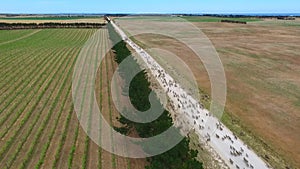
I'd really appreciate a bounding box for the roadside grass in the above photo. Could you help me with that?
[193,86,290,169]
[221,111,288,169]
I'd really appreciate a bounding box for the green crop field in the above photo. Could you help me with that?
[0,30,37,44]
[1,15,298,169]
[0,28,135,169]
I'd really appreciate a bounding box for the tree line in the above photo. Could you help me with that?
[0,22,106,30]
[220,20,247,24]
[107,23,203,169]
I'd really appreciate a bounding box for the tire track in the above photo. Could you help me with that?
[0,29,41,46]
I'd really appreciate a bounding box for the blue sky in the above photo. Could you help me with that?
[1,0,299,14]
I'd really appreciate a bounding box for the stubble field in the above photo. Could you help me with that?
[115,16,300,169]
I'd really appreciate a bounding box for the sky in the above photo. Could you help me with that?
[1,0,300,14]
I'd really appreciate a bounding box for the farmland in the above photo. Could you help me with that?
[0,28,148,169]
[0,23,200,169]
[181,16,262,22]
[0,15,299,169]
[0,16,105,24]
[117,16,262,22]
[115,16,300,169]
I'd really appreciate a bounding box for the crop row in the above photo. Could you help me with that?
[21,29,94,169]
[0,30,71,88]
[0,29,66,72]
[0,29,67,76]
[0,28,128,169]
[0,29,71,102]
[0,46,74,167]
[0,29,95,166]
[51,30,93,169]
[34,48,79,168]
[7,48,75,169]
[0,47,64,140]
[18,48,76,169]
[0,58,67,168]
[105,34,117,169]
[67,30,100,169]
[82,31,101,169]
[0,48,66,139]
[0,30,36,44]
[0,29,87,130]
